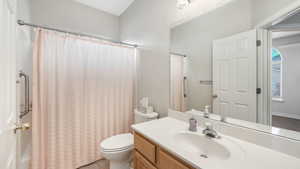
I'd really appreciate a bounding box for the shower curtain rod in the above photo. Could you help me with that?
[17,20,138,48]
[170,52,187,57]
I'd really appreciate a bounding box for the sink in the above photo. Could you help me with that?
[174,131,230,160]
[172,131,245,163]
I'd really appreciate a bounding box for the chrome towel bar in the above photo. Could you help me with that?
[19,71,31,118]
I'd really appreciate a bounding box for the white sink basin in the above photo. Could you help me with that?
[172,131,245,163]
[174,131,230,160]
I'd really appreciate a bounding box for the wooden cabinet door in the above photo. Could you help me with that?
[134,132,156,164]
[134,151,157,169]
[158,149,190,169]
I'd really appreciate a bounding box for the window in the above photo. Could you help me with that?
[272,48,283,101]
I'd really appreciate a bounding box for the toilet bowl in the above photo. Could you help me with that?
[100,109,158,169]
[101,133,134,169]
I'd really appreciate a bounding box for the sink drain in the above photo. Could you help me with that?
[200,154,208,158]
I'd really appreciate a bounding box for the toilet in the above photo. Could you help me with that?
[100,109,158,169]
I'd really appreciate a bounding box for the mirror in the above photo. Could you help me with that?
[169,0,300,138]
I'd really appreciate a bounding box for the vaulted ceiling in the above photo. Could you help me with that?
[75,0,135,16]
[272,31,300,39]
[74,0,236,27]
[171,0,235,28]
[271,11,300,31]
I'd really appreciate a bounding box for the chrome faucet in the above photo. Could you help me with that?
[189,117,198,132]
[202,123,220,139]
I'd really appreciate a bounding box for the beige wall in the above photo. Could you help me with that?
[30,0,120,41]
[17,1,33,169]
[171,0,253,111]
[120,0,175,117]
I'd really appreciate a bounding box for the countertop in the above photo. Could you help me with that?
[132,117,300,169]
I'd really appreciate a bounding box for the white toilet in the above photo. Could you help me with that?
[100,109,158,169]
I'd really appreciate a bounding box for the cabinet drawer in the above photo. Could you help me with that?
[134,151,157,169]
[158,149,190,169]
[134,132,156,164]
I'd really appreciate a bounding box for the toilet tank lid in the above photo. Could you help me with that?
[134,109,159,118]
[101,133,133,150]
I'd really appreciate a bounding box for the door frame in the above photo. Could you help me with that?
[255,0,300,125]
[256,29,271,125]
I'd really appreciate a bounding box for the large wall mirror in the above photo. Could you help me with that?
[169,0,300,139]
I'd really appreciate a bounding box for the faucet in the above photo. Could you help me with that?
[202,122,220,139]
[220,115,226,123]
[189,117,198,132]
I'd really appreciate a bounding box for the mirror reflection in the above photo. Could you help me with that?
[271,30,300,132]
[170,0,300,134]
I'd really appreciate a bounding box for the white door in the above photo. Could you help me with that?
[213,30,257,122]
[0,0,18,169]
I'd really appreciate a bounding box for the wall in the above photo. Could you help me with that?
[120,0,175,117]
[170,0,253,111]
[17,1,33,169]
[252,0,299,26]
[272,36,300,119]
[30,0,120,41]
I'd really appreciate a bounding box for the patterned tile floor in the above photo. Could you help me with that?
[78,159,109,169]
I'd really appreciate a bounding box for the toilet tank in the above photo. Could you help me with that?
[134,109,159,124]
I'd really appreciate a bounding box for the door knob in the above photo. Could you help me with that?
[14,123,31,134]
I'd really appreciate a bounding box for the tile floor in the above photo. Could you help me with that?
[78,159,109,169]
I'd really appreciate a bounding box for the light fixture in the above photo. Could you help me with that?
[177,0,191,10]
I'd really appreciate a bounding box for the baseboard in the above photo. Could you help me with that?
[272,112,300,120]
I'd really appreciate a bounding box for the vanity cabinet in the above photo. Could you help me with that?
[134,132,195,169]
[158,150,190,169]
[134,132,156,164]
[134,151,157,169]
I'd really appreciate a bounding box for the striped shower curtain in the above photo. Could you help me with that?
[170,54,185,112]
[32,29,137,169]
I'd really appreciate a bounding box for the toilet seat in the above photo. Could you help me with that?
[101,133,133,152]
[102,146,133,153]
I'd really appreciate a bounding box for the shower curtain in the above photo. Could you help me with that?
[32,29,137,169]
[170,54,185,112]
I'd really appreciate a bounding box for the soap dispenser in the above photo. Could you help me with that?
[189,117,198,132]
[204,105,211,118]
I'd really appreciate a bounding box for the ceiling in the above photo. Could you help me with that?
[171,0,235,28]
[74,0,235,26]
[272,31,300,39]
[75,0,135,16]
[271,11,300,31]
